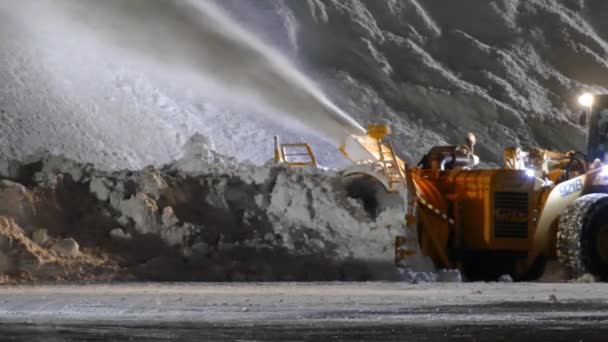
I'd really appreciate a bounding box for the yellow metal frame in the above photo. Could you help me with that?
[273,136,317,168]
[280,143,318,168]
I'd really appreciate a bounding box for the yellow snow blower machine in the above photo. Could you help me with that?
[275,94,608,281]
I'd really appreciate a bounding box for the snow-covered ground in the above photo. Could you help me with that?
[1,283,608,341]
[2,282,607,324]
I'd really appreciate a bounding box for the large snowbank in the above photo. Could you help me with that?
[1,0,606,169]
[0,136,406,282]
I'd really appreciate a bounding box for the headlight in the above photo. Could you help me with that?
[525,169,535,178]
[600,165,608,177]
[579,93,595,108]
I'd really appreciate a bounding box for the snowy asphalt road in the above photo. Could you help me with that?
[0,283,607,341]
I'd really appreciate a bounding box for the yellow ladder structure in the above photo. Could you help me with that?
[377,139,405,191]
[274,136,317,168]
[367,125,405,192]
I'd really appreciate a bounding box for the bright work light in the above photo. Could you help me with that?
[579,93,594,108]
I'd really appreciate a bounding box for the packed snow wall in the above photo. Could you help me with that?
[1,0,608,169]
[0,138,406,283]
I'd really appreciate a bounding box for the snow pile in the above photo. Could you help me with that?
[23,0,366,143]
[0,215,119,284]
[1,0,607,169]
[271,0,606,164]
[0,138,407,282]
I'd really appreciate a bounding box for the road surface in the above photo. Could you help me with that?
[0,282,607,341]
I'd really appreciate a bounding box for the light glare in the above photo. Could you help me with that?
[600,165,608,177]
[579,93,594,108]
[526,169,535,178]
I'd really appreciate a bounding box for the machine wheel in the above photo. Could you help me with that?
[557,194,608,280]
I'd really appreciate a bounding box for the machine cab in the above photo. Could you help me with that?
[585,94,608,163]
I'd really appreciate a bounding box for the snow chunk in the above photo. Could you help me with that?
[118,193,161,235]
[51,238,80,257]
[110,228,132,241]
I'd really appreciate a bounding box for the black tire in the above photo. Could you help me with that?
[557,193,608,280]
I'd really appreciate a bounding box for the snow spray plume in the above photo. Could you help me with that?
[21,0,366,145]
